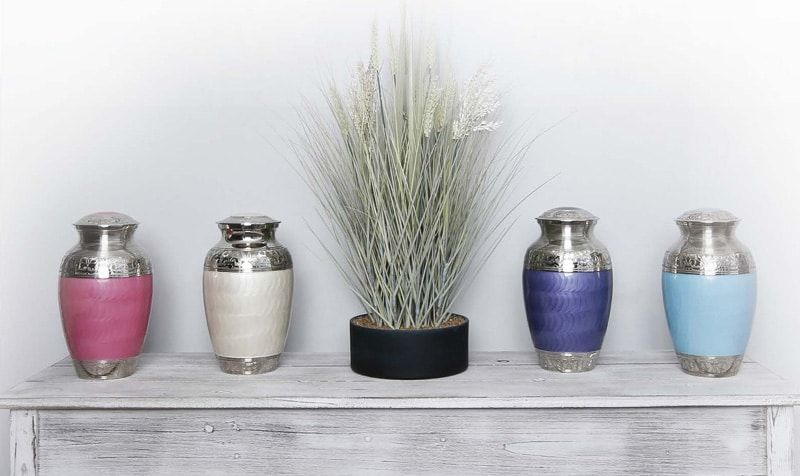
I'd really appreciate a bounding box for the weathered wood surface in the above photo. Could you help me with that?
[766,405,795,475]
[9,410,38,476]
[34,407,766,475]
[0,352,797,409]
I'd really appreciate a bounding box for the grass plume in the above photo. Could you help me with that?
[296,23,530,329]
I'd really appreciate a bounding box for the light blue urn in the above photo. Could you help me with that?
[662,209,756,377]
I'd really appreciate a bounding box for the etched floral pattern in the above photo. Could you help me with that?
[526,248,612,272]
[205,247,292,272]
[61,254,152,278]
[663,251,754,275]
[677,353,742,377]
[537,350,599,373]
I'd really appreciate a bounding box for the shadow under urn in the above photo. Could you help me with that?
[523,207,613,372]
[662,208,756,377]
[58,212,153,380]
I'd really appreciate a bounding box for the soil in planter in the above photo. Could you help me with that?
[352,315,466,330]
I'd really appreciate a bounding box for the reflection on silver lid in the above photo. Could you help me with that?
[217,214,280,227]
[74,212,138,228]
[676,208,739,224]
[537,207,598,223]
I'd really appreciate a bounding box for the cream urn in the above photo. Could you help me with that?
[203,215,294,374]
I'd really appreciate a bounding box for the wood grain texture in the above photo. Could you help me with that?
[766,405,795,475]
[34,407,766,475]
[9,410,38,475]
[0,352,797,410]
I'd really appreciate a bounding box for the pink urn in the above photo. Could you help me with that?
[58,212,153,379]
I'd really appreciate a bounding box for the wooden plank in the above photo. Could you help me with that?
[766,406,795,475]
[9,410,38,476]
[0,353,800,409]
[36,350,753,369]
[35,407,766,475]
[0,353,796,410]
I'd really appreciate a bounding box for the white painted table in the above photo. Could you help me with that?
[1,352,797,475]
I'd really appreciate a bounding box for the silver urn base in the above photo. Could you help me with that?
[217,355,280,375]
[537,350,599,373]
[73,357,137,380]
[677,353,743,377]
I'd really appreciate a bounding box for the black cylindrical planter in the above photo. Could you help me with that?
[349,315,469,379]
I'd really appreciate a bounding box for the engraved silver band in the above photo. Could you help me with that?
[60,255,153,278]
[676,353,743,378]
[536,350,599,373]
[525,247,612,272]
[72,357,138,380]
[662,251,755,275]
[216,355,280,375]
[204,248,292,272]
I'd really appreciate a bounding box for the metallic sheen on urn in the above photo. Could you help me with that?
[662,208,756,377]
[58,212,153,380]
[523,207,613,372]
[203,215,294,375]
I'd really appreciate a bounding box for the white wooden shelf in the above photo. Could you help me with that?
[2,351,798,475]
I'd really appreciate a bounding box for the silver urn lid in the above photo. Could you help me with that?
[524,207,612,272]
[662,208,755,275]
[537,207,599,223]
[60,212,152,278]
[204,214,292,272]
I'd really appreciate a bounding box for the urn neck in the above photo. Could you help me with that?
[219,225,277,249]
[680,222,736,246]
[77,226,136,251]
[678,222,744,260]
[539,221,595,245]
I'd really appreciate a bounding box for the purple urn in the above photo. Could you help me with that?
[522,207,613,372]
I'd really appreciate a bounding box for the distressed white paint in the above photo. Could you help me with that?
[1,352,797,410]
[1,352,797,474]
[8,411,37,476]
[32,407,766,475]
[767,406,795,476]
[203,270,293,358]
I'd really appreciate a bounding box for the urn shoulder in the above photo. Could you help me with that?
[204,214,292,272]
[524,207,612,273]
[60,212,152,278]
[662,208,755,276]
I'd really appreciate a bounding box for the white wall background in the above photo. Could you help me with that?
[1,0,799,472]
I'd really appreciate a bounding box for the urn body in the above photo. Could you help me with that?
[662,208,756,377]
[58,212,153,380]
[522,207,613,372]
[203,215,294,375]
